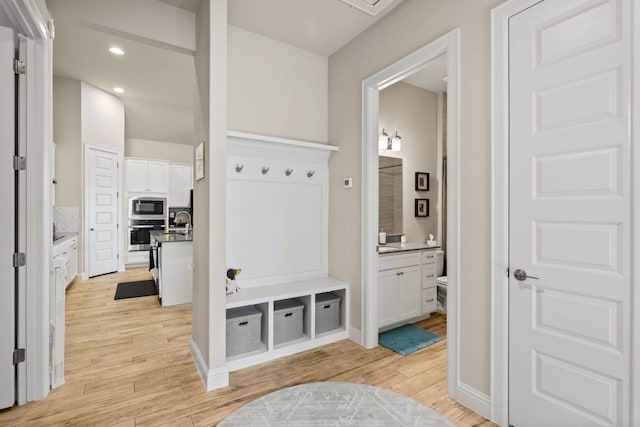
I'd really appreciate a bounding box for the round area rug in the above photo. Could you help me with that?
[218,382,454,426]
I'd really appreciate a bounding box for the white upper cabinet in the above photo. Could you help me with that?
[147,161,169,193]
[168,164,193,207]
[126,158,169,194]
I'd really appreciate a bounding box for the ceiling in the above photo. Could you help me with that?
[49,0,407,146]
[52,19,195,144]
[228,0,403,56]
[402,54,448,93]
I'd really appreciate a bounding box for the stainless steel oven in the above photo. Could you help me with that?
[128,219,166,251]
[128,197,167,220]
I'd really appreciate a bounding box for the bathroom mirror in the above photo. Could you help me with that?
[378,156,403,235]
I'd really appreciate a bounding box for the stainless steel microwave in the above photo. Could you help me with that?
[128,197,167,220]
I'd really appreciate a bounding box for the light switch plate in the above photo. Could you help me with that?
[344,177,353,189]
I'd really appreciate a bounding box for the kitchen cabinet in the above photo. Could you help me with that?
[378,252,422,328]
[49,233,77,389]
[126,158,169,194]
[168,164,192,207]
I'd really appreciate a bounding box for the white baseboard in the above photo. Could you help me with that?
[189,340,229,391]
[457,382,492,420]
[349,326,362,345]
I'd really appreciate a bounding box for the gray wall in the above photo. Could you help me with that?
[379,81,439,244]
[228,25,328,143]
[125,138,192,164]
[328,0,505,396]
[192,0,228,378]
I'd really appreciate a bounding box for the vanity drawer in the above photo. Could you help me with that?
[422,250,437,264]
[378,252,421,271]
[423,262,437,288]
[422,287,437,314]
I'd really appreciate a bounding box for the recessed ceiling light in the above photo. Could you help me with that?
[113,87,125,94]
[109,47,124,55]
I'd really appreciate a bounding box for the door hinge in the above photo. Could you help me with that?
[13,156,26,171]
[13,348,25,365]
[13,252,26,267]
[13,58,26,75]
[505,267,510,278]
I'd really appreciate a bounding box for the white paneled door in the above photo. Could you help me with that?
[509,0,631,426]
[88,148,119,277]
[0,25,16,410]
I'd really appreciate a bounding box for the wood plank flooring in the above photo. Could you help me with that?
[0,268,495,426]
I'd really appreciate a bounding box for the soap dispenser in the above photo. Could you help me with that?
[378,228,387,245]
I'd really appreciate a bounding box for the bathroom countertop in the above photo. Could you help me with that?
[377,242,440,254]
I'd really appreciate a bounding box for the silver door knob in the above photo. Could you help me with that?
[513,269,539,281]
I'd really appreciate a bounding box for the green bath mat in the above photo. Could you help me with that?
[379,324,443,355]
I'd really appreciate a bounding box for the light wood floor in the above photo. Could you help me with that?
[0,268,495,426]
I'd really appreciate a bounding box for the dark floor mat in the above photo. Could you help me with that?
[114,280,158,300]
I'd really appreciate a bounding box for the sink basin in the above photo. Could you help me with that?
[377,246,397,253]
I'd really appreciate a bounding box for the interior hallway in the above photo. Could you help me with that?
[0,268,494,426]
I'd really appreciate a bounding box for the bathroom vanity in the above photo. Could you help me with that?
[378,245,439,329]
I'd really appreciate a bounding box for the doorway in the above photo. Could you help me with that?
[361,28,461,400]
[85,145,120,277]
[0,24,17,410]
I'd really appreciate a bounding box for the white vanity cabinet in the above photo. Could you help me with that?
[378,252,422,328]
[421,251,438,314]
[378,248,440,329]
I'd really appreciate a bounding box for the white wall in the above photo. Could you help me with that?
[125,138,192,164]
[227,25,328,143]
[81,82,125,151]
[379,81,439,244]
[329,0,505,396]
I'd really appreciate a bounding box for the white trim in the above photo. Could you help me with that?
[631,0,640,424]
[83,143,123,279]
[361,28,464,402]
[490,2,541,423]
[348,326,362,345]
[0,0,54,404]
[1,0,49,39]
[457,383,492,420]
[227,130,339,152]
[189,340,229,391]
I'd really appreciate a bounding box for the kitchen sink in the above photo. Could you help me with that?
[167,229,191,235]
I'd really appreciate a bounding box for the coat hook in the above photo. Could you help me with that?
[261,166,270,175]
[285,168,294,176]
[307,170,315,178]
[235,164,244,173]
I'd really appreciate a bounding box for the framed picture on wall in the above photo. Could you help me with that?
[415,172,429,191]
[195,141,205,181]
[415,199,429,217]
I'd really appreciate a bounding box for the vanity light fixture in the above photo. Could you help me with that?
[379,128,389,150]
[109,46,125,55]
[391,131,402,151]
[113,87,125,94]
